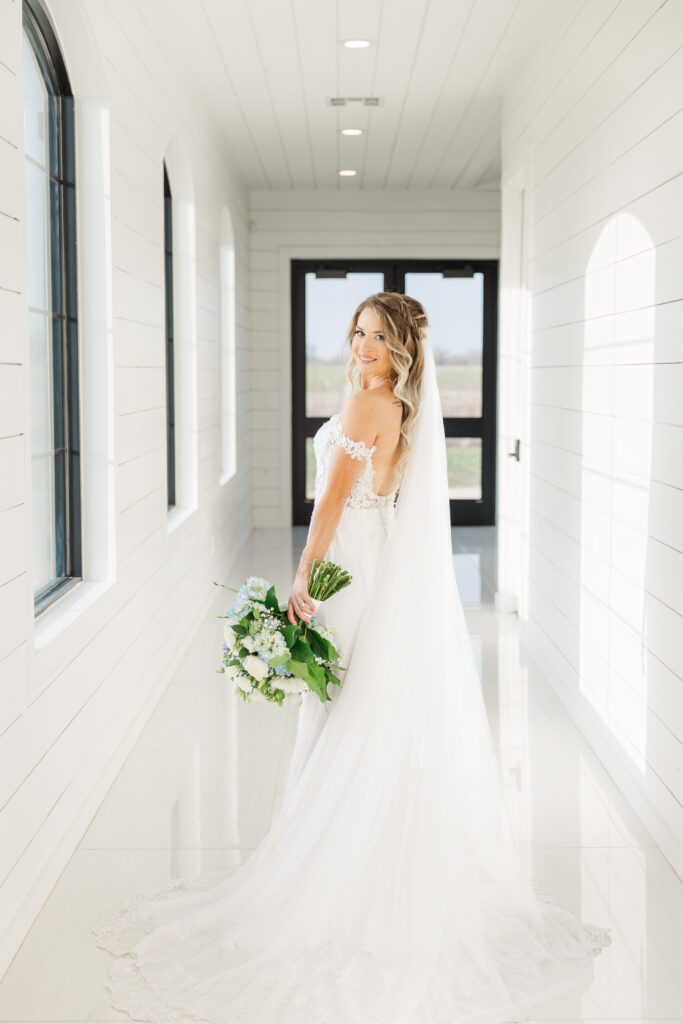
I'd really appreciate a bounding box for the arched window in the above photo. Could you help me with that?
[23,0,81,614]
[163,161,175,508]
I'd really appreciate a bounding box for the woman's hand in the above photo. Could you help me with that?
[287,568,315,625]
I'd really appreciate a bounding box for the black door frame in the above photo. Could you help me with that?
[291,258,498,527]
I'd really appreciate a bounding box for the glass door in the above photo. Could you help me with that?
[291,260,498,525]
[403,267,498,524]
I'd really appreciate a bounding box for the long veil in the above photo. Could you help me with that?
[93,325,609,1024]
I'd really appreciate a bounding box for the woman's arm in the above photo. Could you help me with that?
[286,395,378,626]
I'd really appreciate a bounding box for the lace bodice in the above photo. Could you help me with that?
[313,413,399,511]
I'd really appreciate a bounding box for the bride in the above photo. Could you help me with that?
[93,292,611,1024]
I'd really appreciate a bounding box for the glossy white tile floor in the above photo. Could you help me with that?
[1,526,682,1023]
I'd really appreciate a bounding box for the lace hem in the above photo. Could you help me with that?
[92,869,235,956]
[529,878,612,954]
[93,869,612,1024]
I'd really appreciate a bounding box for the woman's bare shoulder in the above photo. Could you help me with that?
[339,389,402,446]
[342,387,401,419]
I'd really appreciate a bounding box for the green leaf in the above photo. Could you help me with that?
[305,661,329,702]
[306,627,339,662]
[265,585,279,612]
[306,628,328,659]
[290,638,314,662]
[288,658,310,681]
[288,658,329,703]
[267,653,291,668]
[282,623,300,648]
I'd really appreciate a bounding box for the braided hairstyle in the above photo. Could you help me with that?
[343,292,428,479]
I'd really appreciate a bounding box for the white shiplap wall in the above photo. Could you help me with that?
[0,0,250,972]
[249,187,501,527]
[500,0,683,876]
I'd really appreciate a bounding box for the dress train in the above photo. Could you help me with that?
[92,359,611,1024]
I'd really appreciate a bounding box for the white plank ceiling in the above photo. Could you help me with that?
[138,0,573,190]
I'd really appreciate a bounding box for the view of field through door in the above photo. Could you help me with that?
[291,259,498,526]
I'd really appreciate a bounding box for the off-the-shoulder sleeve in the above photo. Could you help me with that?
[331,416,376,461]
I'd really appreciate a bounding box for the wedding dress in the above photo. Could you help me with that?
[92,327,611,1024]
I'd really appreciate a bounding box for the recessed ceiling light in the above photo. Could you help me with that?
[341,128,363,136]
[338,169,357,176]
[343,39,371,48]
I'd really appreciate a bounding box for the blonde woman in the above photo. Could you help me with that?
[286,292,425,786]
[94,292,610,1024]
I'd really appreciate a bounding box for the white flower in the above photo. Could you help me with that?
[242,636,257,653]
[225,663,240,678]
[243,654,270,681]
[223,621,236,646]
[276,676,307,696]
[246,687,269,703]
[317,624,338,646]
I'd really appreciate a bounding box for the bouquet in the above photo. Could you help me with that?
[215,559,353,706]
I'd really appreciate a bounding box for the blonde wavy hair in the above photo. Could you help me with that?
[343,292,428,480]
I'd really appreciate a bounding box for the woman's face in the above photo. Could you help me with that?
[351,307,394,384]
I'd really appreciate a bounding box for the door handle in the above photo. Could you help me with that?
[508,439,520,461]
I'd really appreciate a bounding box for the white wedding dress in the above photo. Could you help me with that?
[92,329,611,1024]
[286,411,399,793]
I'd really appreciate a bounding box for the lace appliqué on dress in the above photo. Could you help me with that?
[332,418,377,462]
[313,415,398,508]
[312,414,398,551]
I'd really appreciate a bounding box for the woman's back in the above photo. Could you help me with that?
[340,384,403,498]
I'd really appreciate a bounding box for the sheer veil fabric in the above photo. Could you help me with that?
[92,326,611,1024]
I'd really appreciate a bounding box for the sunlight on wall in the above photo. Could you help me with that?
[580,213,655,775]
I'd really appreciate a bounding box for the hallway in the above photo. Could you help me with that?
[0,528,681,1021]
[3,0,683,1016]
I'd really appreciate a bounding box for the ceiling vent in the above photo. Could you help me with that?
[327,96,381,106]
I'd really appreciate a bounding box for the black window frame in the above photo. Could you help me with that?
[291,259,498,527]
[23,0,82,616]
[163,162,176,508]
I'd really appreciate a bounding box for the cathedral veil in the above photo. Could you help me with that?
[93,325,609,1024]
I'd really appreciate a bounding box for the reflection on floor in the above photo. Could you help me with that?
[1,526,682,1023]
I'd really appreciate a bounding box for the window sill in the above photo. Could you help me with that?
[34,578,114,650]
[167,504,197,534]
